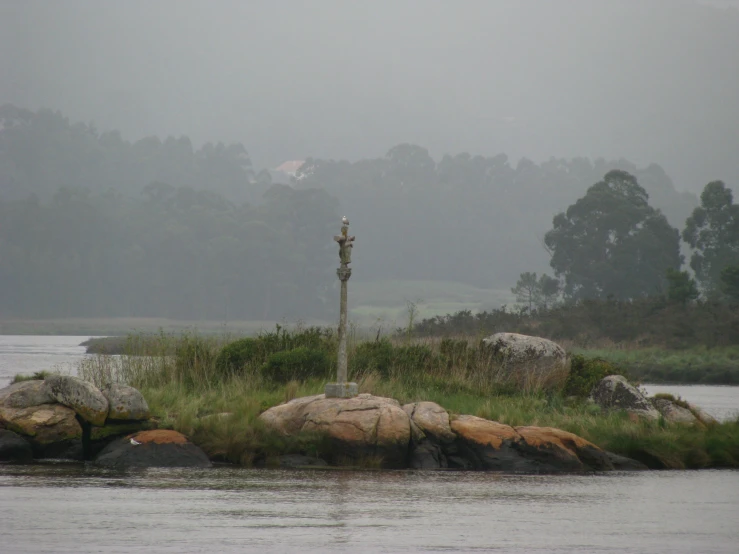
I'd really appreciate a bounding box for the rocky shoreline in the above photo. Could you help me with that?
[1,371,717,472]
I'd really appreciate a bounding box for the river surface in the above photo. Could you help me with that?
[1,335,739,553]
[0,335,94,385]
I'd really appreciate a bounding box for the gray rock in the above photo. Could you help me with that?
[688,404,718,425]
[589,375,660,420]
[102,384,150,421]
[408,440,448,469]
[45,375,109,426]
[0,380,55,409]
[651,398,698,424]
[0,429,33,463]
[605,451,649,471]
[0,403,82,457]
[482,333,568,389]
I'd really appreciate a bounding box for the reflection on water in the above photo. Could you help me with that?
[1,464,738,553]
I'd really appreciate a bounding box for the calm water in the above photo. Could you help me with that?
[1,465,738,553]
[1,336,739,553]
[0,335,94,386]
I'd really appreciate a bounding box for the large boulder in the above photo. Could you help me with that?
[45,375,109,426]
[103,384,150,421]
[0,380,55,408]
[450,415,614,472]
[94,430,212,469]
[259,394,411,468]
[0,403,82,456]
[482,333,568,389]
[0,429,33,463]
[590,375,659,420]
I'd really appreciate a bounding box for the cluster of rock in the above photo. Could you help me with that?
[589,375,716,425]
[259,394,646,472]
[0,375,210,468]
[1,332,718,473]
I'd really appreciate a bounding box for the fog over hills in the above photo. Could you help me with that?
[2,0,738,192]
[1,1,738,322]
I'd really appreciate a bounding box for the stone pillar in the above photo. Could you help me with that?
[325,217,358,398]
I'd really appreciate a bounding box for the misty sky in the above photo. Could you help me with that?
[2,0,738,192]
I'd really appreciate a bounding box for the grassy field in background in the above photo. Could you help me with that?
[350,279,511,327]
[0,279,511,336]
[573,346,739,385]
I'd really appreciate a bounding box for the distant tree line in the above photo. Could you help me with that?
[0,104,272,206]
[296,144,698,287]
[3,105,734,322]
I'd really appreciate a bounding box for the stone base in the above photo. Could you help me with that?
[324,382,358,398]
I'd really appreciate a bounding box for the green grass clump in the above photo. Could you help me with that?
[11,371,52,384]
[214,337,263,376]
[351,339,394,376]
[262,347,332,383]
[563,355,622,398]
[214,325,337,380]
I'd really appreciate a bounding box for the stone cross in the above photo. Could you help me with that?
[325,216,358,398]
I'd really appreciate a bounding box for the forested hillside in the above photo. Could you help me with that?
[0,106,706,320]
[0,106,338,320]
[0,105,271,205]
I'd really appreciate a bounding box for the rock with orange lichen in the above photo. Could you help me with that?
[514,425,613,472]
[449,415,615,472]
[259,393,411,468]
[93,429,211,468]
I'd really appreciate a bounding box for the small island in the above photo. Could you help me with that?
[2,217,737,471]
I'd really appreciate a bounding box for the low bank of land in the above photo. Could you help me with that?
[66,330,739,471]
[574,347,739,385]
